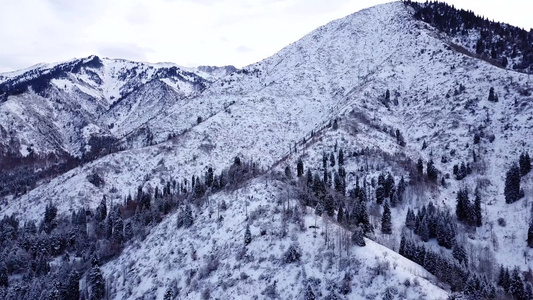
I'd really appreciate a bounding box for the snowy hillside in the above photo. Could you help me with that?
[1,1,533,299]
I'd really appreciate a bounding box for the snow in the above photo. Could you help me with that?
[101,177,448,300]
[1,1,533,298]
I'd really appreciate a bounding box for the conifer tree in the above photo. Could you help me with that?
[417,158,424,175]
[381,201,392,234]
[375,185,385,205]
[474,191,482,227]
[520,151,531,176]
[527,221,533,248]
[244,224,252,245]
[338,149,344,166]
[88,265,105,300]
[504,164,522,204]
[337,205,344,224]
[304,285,316,300]
[426,159,438,181]
[351,228,365,246]
[297,159,304,177]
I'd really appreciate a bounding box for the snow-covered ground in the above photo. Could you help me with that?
[1,1,533,298]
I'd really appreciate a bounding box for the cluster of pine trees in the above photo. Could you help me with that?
[0,157,259,299]
[403,0,533,72]
[455,188,482,227]
[405,202,456,248]
[497,266,533,300]
[400,235,496,297]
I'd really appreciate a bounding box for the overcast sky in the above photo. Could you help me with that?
[0,0,531,72]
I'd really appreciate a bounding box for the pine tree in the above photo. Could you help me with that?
[297,159,304,177]
[488,87,497,101]
[163,288,173,300]
[456,188,469,222]
[206,167,214,187]
[325,195,335,217]
[112,208,124,245]
[527,221,533,248]
[417,158,424,175]
[304,284,316,300]
[381,201,392,234]
[65,270,80,300]
[88,266,105,300]
[426,160,438,181]
[504,164,522,204]
[519,151,531,176]
[452,243,468,266]
[474,191,482,227]
[375,185,385,205]
[95,197,107,222]
[0,263,7,288]
[244,224,252,245]
[338,149,344,166]
[337,205,344,224]
[351,228,365,247]
[330,152,336,167]
[306,169,313,188]
[405,208,416,229]
[397,176,406,204]
[510,267,525,299]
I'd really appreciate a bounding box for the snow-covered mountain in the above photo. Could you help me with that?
[1,1,533,299]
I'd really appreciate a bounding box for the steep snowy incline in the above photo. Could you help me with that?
[0,56,216,159]
[100,177,448,300]
[3,1,532,226]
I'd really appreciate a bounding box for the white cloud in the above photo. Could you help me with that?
[0,0,531,72]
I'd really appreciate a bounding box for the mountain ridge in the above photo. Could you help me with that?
[0,1,533,299]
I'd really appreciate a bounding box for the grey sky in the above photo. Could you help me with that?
[0,0,531,72]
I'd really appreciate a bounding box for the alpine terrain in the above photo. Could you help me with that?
[1,1,533,299]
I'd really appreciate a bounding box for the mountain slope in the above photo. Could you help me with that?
[1,1,533,299]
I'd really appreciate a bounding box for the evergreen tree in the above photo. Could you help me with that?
[330,152,336,167]
[384,174,395,197]
[397,176,406,204]
[474,191,482,227]
[244,224,252,245]
[504,164,522,204]
[325,195,335,217]
[88,266,105,300]
[527,221,533,248]
[95,197,107,222]
[417,158,424,175]
[452,243,468,266]
[297,159,304,177]
[375,185,385,205]
[338,149,344,166]
[315,201,324,216]
[337,205,344,224]
[206,167,214,187]
[65,270,80,300]
[306,169,313,188]
[177,205,194,229]
[0,263,7,288]
[519,152,531,176]
[405,208,416,229]
[381,201,392,234]
[456,188,469,222]
[112,208,124,245]
[351,228,365,247]
[510,267,525,299]
[488,87,498,102]
[304,284,316,300]
[164,288,173,300]
[426,159,438,181]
